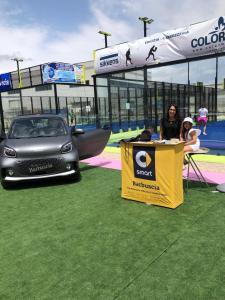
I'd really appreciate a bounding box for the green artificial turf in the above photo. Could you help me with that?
[0,165,224,299]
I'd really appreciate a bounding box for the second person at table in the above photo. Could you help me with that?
[160,104,182,140]
[180,117,201,153]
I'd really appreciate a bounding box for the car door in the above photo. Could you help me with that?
[73,128,111,160]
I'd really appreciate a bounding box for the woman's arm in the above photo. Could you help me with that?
[180,135,184,141]
[184,131,197,146]
[179,121,184,141]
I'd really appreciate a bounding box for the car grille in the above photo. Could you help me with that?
[16,158,65,176]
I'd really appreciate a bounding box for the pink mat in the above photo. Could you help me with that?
[82,156,225,184]
[182,170,225,184]
[82,156,121,170]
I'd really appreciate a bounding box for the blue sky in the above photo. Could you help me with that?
[0,0,224,73]
[4,0,92,32]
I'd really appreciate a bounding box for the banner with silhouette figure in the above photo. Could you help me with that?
[94,16,225,74]
[120,141,184,209]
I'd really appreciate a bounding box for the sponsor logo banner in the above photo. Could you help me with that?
[133,146,156,180]
[0,72,12,92]
[94,16,225,74]
[42,62,76,83]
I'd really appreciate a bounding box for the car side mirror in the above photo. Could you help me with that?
[71,127,85,135]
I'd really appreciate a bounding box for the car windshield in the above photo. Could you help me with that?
[8,117,68,138]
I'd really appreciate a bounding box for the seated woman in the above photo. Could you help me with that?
[180,117,201,153]
[160,104,182,140]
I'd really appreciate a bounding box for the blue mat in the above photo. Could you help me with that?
[198,121,225,150]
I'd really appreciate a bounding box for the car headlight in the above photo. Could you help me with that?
[4,146,17,158]
[61,142,73,154]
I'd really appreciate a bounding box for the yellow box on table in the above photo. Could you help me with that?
[121,141,184,209]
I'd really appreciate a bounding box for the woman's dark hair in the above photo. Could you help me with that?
[166,104,179,120]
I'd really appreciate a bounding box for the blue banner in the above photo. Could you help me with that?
[42,62,76,83]
[0,72,12,92]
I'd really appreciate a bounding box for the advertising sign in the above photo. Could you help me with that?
[0,72,12,92]
[94,16,225,74]
[74,64,86,84]
[121,142,184,209]
[42,62,75,83]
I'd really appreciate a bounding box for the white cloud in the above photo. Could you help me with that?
[0,0,224,74]
[90,3,138,44]
[0,25,48,72]
[0,0,136,73]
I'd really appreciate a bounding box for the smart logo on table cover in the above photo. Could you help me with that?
[133,146,156,180]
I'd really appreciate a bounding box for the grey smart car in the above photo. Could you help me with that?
[0,114,111,188]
